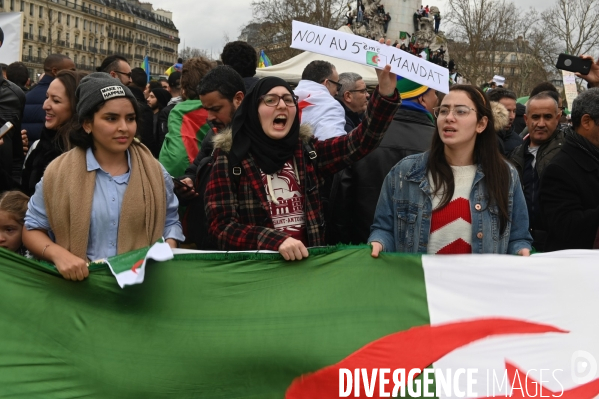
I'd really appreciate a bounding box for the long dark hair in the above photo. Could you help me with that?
[52,70,88,150]
[427,84,511,234]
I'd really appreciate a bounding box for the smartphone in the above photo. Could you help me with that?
[555,54,592,75]
[172,177,189,189]
[0,122,14,140]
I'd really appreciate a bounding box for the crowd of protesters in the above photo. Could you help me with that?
[0,38,598,281]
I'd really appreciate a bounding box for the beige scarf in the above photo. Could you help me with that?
[43,142,166,260]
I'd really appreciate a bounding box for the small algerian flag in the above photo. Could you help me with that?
[104,240,173,288]
[366,51,387,67]
[399,31,408,40]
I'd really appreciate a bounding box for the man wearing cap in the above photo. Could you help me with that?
[329,78,436,245]
[156,71,182,152]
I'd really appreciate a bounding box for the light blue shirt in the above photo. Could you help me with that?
[25,148,185,261]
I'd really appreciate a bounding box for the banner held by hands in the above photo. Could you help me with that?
[290,20,449,93]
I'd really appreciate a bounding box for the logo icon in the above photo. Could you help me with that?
[572,350,598,384]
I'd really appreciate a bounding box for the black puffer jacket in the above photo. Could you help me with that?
[329,106,434,244]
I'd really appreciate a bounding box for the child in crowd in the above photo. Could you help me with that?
[23,73,184,281]
[0,190,29,255]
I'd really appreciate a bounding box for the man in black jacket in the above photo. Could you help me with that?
[509,92,565,251]
[540,88,599,251]
[336,72,370,133]
[329,78,436,244]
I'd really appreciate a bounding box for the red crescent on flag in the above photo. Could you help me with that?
[373,55,380,64]
[285,318,567,398]
[131,259,144,274]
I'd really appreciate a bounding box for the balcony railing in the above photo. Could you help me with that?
[24,33,33,40]
[39,36,47,43]
[74,44,83,50]
[135,39,148,45]
[150,43,161,49]
[134,54,144,60]
[163,47,175,53]
[89,46,98,53]
[23,55,44,64]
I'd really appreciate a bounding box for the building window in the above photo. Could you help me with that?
[20,0,23,12]
[48,9,52,19]
[37,47,41,58]
[29,3,33,15]
[28,45,32,57]
[75,17,79,28]
[511,54,517,62]
[58,12,62,23]
[10,0,14,11]
[510,68,515,75]
[83,20,86,30]
[67,15,70,26]
[74,35,78,44]
[39,5,42,17]
[66,32,69,44]
[38,26,42,39]
[74,54,78,64]
[29,24,33,36]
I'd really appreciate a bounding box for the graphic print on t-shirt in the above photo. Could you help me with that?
[261,162,306,242]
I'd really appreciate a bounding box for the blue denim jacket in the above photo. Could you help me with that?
[368,152,533,254]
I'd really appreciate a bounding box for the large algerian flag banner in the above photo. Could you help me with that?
[0,246,598,398]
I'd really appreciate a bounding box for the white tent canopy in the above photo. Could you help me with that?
[254,50,379,86]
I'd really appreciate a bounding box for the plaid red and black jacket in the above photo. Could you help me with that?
[205,87,400,251]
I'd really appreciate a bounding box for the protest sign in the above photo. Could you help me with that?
[290,20,449,93]
[0,13,23,64]
[561,70,578,110]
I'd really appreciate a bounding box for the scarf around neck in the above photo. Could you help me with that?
[229,77,300,175]
[400,100,434,123]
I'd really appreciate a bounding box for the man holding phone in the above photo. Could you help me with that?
[576,55,599,88]
[174,66,246,200]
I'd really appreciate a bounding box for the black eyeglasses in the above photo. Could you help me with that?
[114,70,132,79]
[260,94,298,107]
[349,88,368,94]
[324,78,343,92]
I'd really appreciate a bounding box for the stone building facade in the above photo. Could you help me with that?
[0,0,179,80]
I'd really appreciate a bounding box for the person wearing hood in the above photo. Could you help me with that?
[205,57,400,260]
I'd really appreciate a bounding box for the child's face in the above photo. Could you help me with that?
[0,211,23,252]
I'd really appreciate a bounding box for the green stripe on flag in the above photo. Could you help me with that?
[0,246,431,398]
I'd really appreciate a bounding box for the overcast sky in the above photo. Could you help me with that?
[150,0,552,56]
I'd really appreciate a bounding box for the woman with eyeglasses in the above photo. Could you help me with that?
[205,63,401,260]
[369,84,532,256]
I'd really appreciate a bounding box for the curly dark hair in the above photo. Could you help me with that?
[220,41,258,78]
